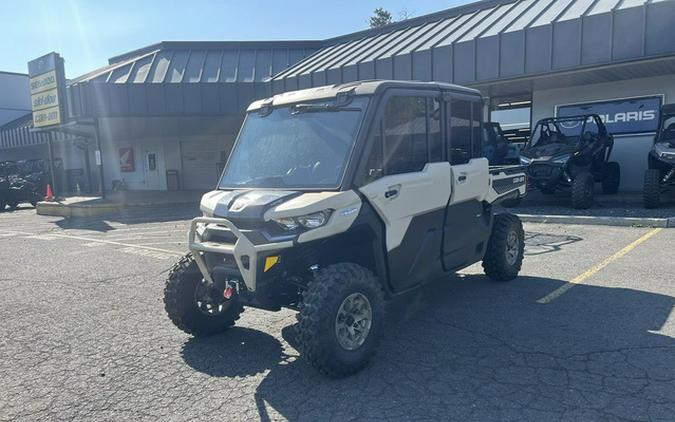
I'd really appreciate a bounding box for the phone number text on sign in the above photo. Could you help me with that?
[29,70,57,95]
[33,106,61,128]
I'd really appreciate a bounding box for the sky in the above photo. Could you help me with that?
[0,0,468,79]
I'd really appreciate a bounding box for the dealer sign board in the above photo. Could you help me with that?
[28,52,67,128]
[556,96,662,136]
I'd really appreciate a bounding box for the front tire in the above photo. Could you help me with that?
[482,213,524,281]
[643,169,661,209]
[601,162,621,194]
[571,172,594,209]
[297,263,385,378]
[164,254,243,337]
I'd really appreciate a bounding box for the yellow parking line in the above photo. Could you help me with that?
[536,228,663,304]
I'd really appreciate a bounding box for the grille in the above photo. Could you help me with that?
[528,164,553,178]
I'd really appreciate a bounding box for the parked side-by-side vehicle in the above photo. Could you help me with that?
[519,114,620,209]
[163,80,528,377]
[643,103,675,208]
[0,159,51,211]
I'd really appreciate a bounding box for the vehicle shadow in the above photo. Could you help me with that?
[524,231,583,256]
[181,274,675,421]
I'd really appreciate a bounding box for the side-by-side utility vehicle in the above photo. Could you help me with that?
[519,114,620,209]
[643,103,675,208]
[0,159,50,211]
[483,122,520,166]
[164,81,528,377]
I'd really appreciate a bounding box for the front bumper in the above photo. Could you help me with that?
[188,217,293,292]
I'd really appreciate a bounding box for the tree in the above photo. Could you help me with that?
[369,8,393,28]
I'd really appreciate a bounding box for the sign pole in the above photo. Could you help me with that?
[93,118,105,199]
[47,131,58,198]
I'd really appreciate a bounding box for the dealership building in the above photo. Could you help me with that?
[2,0,675,192]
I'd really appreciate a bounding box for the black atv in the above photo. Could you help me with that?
[0,161,17,211]
[1,159,50,210]
[643,104,675,208]
[519,114,620,209]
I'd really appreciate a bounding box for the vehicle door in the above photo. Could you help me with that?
[442,97,491,270]
[358,92,448,292]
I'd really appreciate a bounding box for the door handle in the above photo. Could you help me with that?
[384,188,399,199]
[458,174,467,182]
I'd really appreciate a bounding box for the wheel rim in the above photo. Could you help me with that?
[505,230,519,265]
[335,292,373,351]
[194,280,228,316]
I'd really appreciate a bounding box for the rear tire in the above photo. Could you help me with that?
[482,213,524,281]
[643,169,661,209]
[601,162,621,194]
[297,263,385,378]
[164,254,243,337]
[571,172,594,209]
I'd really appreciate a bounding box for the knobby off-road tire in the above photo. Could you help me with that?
[571,172,595,209]
[643,169,661,209]
[297,263,385,378]
[164,254,243,337]
[482,213,525,281]
[601,162,621,194]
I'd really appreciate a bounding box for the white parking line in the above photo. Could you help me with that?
[0,229,184,256]
[536,228,663,304]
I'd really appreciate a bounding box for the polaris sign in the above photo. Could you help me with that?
[556,96,662,135]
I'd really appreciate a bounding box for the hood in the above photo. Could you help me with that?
[200,190,301,220]
[521,143,576,160]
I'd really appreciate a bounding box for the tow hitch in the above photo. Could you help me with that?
[223,280,240,300]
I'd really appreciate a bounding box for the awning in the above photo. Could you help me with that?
[67,41,321,118]
[271,0,675,96]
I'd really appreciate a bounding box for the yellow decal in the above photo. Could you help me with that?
[264,256,279,272]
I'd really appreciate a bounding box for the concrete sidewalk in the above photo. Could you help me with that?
[36,190,204,217]
[511,190,675,227]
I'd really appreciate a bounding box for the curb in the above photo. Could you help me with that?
[516,213,675,228]
[36,200,197,218]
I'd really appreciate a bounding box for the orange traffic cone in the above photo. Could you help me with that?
[44,184,54,202]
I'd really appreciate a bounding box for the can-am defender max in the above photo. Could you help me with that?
[164,81,527,377]
[643,103,675,208]
[520,114,620,209]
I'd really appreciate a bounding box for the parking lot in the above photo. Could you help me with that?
[0,205,674,421]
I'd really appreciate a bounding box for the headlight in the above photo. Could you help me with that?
[272,210,332,230]
[552,154,571,164]
[519,156,531,165]
[273,217,300,231]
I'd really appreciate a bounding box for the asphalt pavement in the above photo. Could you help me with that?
[0,205,674,421]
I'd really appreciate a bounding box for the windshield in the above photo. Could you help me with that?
[528,117,589,148]
[219,97,368,189]
[658,114,675,142]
